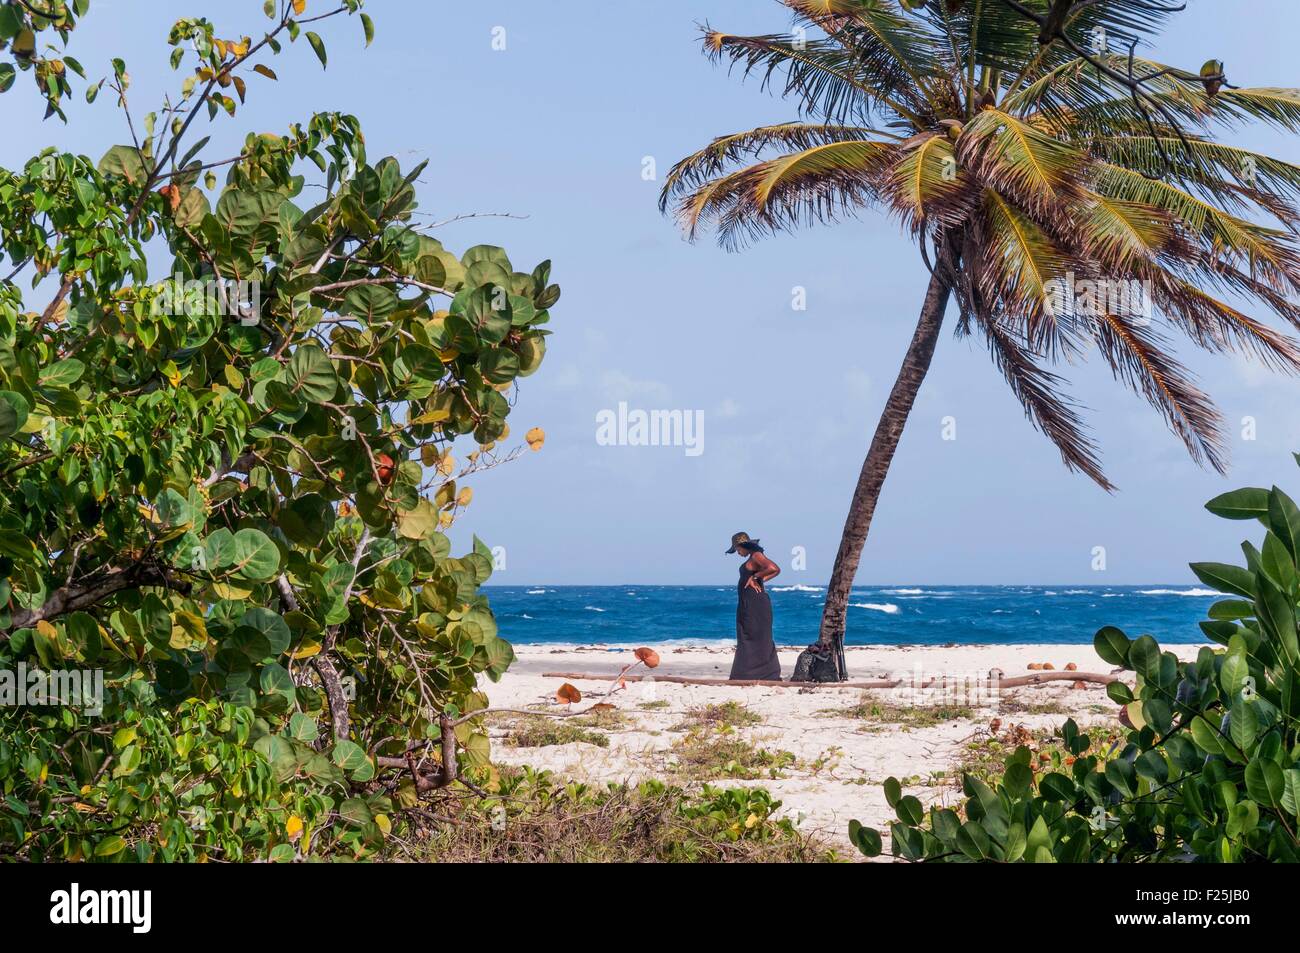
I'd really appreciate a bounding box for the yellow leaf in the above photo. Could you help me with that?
[290,638,322,660]
[292,0,306,13]
[456,487,473,507]
[253,64,278,81]
[375,814,391,837]
[525,426,545,451]
[286,815,303,840]
[745,812,760,829]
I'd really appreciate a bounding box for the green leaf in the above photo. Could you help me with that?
[0,391,30,439]
[1093,626,1130,667]
[1246,759,1285,807]
[847,820,882,857]
[230,528,281,581]
[1268,486,1300,562]
[288,712,319,743]
[1230,698,1258,751]
[94,835,127,857]
[1205,487,1270,520]
[360,12,375,46]
[39,358,85,387]
[332,740,368,771]
[1189,562,1252,598]
[97,144,151,184]
[397,500,439,540]
[896,795,924,827]
[286,345,338,403]
[306,31,327,68]
[1220,652,1250,697]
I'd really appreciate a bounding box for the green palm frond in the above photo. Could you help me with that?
[1077,192,1175,269]
[701,28,923,125]
[658,123,885,213]
[883,132,973,233]
[959,108,1086,215]
[669,139,896,247]
[1094,162,1300,292]
[1085,137,1300,214]
[976,189,1078,346]
[669,0,1300,481]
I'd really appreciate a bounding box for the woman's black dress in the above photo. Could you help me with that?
[731,564,781,680]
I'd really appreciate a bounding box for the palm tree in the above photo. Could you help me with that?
[661,0,1300,646]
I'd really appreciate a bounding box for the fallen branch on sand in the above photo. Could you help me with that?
[540,670,1119,690]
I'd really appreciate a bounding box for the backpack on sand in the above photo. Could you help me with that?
[790,632,847,683]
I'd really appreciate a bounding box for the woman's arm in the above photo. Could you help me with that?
[745,551,781,589]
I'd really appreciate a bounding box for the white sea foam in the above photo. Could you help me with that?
[1137,588,1222,597]
[526,589,547,595]
[882,588,925,595]
[584,606,606,612]
[770,584,823,592]
[850,602,900,614]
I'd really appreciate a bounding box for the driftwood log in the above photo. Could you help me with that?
[541,670,1119,689]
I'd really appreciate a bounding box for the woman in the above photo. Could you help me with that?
[725,531,782,681]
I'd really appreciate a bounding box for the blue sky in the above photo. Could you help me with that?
[7,1,1300,585]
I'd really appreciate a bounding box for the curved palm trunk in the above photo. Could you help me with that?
[818,258,954,645]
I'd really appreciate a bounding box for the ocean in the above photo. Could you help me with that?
[485,584,1223,647]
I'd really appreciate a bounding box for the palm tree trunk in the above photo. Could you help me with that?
[817,257,954,644]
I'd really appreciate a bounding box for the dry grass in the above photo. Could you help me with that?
[666,727,795,782]
[499,716,610,749]
[671,700,763,731]
[822,695,974,730]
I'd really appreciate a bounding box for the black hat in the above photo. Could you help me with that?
[726,531,760,554]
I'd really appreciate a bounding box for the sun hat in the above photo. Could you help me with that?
[725,531,761,554]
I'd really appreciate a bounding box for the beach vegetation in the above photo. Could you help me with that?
[0,2,558,861]
[418,766,834,863]
[854,470,1300,862]
[672,699,763,730]
[668,726,796,782]
[500,716,611,749]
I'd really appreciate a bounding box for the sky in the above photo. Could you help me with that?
[6,0,1300,585]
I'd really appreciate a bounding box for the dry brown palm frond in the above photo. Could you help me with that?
[977,316,1113,491]
[1091,311,1227,472]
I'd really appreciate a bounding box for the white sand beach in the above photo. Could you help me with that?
[481,643,1207,857]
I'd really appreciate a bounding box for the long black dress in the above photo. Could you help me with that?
[730,563,782,680]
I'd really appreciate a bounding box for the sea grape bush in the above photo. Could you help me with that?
[0,1,557,860]
[851,459,1300,862]
[0,0,91,116]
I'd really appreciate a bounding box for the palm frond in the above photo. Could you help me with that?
[702,27,921,124]
[978,314,1113,490]
[659,122,884,212]
[958,108,1087,216]
[669,139,896,247]
[976,189,1078,350]
[1091,311,1227,472]
[883,132,974,233]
